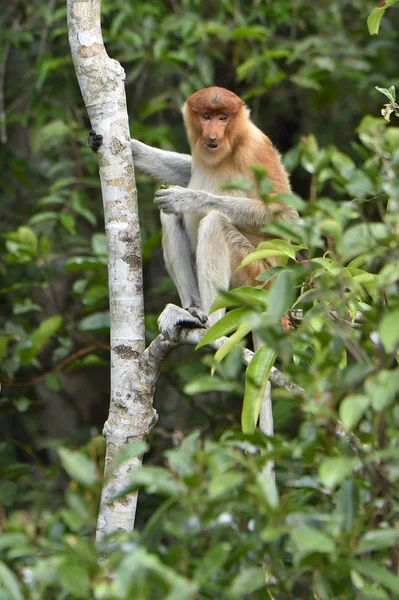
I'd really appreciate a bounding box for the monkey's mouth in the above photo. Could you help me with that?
[205,142,219,151]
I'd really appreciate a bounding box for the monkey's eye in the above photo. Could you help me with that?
[219,114,229,121]
[201,113,211,120]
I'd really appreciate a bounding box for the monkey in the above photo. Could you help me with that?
[89,86,297,342]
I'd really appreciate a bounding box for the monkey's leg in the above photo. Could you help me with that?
[158,211,207,341]
[195,211,239,325]
[196,211,261,324]
[161,211,202,310]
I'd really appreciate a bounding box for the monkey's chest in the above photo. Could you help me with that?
[185,171,220,250]
[185,169,246,250]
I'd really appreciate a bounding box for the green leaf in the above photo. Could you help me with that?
[65,257,105,272]
[379,309,399,353]
[338,223,387,261]
[291,525,336,558]
[184,375,235,395]
[110,442,148,472]
[266,269,295,324]
[256,239,298,260]
[58,447,98,486]
[28,211,59,225]
[0,336,10,361]
[196,308,250,348]
[346,170,373,198]
[5,226,38,254]
[273,192,306,211]
[31,315,63,351]
[335,480,359,532]
[21,315,63,364]
[59,213,76,235]
[319,457,354,489]
[0,561,23,600]
[239,248,287,268]
[214,322,252,366]
[331,150,356,178]
[255,265,287,283]
[165,432,200,478]
[13,397,32,412]
[45,373,63,391]
[110,548,197,599]
[256,471,279,508]
[229,567,266,597]
[242,346,276,434]
[31,119,71,152]
[194,543,231,585]
[209,471,245,498]
[36,193,65,207]
[118,466,184,498]
[71,191,97,227]
[365,369,399,411]
[367,1,398,35]
[311,257,341,276]
[339,394,370,430]
[210,287,268,312]
[350,560,399,594]
[79,311,110,332]
[59,561,90,599]
[376,85,396,103]
[0,534,29,553]
[356,529,399,554]
[91,233,107,256]
[356,588,389,600]
[13,299,41,315]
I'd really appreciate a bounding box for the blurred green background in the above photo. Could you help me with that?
[0,1,399,598]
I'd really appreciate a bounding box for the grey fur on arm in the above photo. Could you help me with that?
[154,186,299,230]
[205,194,299,229]
[131,139,192,186]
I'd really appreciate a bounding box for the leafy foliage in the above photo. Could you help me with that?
[1,0,399,598]
[367,0,399,35]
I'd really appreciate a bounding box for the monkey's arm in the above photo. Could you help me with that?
[131,140,192,186]
[154,187,298,229]
[88,132,191,186]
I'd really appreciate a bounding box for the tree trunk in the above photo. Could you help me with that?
[67,0,156,542]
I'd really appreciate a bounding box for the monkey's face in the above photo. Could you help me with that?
[197,111,232,163]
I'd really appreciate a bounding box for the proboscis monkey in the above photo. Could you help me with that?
[89,86,297,342]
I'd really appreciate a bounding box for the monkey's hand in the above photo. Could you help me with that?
[158,304,207,344]
[154,186,211,215]
[88,129,103,152]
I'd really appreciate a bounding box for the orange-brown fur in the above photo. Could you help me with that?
[182,86,294,287]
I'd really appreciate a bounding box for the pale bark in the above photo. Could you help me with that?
[67,0,155,541]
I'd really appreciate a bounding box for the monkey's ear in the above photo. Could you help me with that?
[88,129,103,152]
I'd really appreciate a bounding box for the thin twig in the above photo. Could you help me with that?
[1,344,100,387]
[143,326,305,397]
[0,41,10,143]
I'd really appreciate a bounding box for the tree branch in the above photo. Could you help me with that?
[143,313,305,398]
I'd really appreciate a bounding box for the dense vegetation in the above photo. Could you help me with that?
[0,0,398,598]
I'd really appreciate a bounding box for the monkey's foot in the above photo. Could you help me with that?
[88,129,103,152]
[185,306,208,325]
[158,304,207,344]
